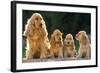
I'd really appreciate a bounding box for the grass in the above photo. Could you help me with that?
[74,40,80,52]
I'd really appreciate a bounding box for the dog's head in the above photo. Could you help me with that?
[28,13,45,29]
[51,29,63,43]
[75,31,88,44]
[64,34,74,46]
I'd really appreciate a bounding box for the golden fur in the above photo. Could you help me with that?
[64,34,77,58]
[50,29,63,58]
[23,13,50,59]
[75,31,91,58]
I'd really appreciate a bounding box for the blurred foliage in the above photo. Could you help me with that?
[22,10,91,58]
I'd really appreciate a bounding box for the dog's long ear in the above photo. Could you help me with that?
[72,38,75,45]
[64,37,67,45]
[50,34,55,45]
[23,18,34,37]
[71,35,75,48]
[29,15,35,28]
[41,21,48,36]
[23,24,28,37]
[81,33,88,45]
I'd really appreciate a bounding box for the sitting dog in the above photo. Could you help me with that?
[75,31,91,58]
[23,13,50,60]
[64,34,77,58]
[50,29,63,58]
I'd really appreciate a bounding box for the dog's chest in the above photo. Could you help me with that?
[31,29,45,40]
[54,42,62,48]
[65,45,74,51]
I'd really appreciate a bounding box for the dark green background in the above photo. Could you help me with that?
[22,10,91,58]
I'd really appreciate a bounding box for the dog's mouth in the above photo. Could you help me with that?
[64,40,73,46]
[55,37,62,42]
[35,23,42,29]
[66,41,72,45]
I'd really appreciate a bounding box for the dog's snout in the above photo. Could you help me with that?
[40,23,42,25]
[39,23,42,27]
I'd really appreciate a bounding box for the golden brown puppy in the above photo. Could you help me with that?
[75,31,91,58]
[64,34,77,58]
[23,13,50,60]
[50,29,63,58]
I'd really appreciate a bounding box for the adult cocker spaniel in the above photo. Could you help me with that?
[23,13,50,60]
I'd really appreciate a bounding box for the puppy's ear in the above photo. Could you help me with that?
[64,38,67,45]
[50,34,55,44]
[51,34,55,40]
[71,35,74,40]
[81,33,87,44]
[70,35,75,46]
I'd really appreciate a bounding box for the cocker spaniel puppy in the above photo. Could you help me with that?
[64,34,77,58]
[50,29,63,58]
[23,13,50,60]
[75,31,91,58]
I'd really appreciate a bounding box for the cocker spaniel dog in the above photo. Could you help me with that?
[75,31,91,58]
[50,29,63,58]
[64,34,77,58]
[23,13,50,60]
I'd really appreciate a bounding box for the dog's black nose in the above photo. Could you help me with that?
[67,42,70,44]
[40,23,42,27]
